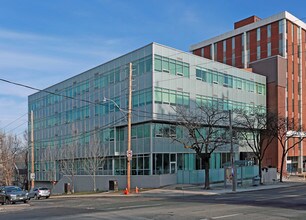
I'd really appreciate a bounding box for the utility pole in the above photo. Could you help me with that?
[127,62,132,193]
[229,110,236,192]
[31,110,35,189]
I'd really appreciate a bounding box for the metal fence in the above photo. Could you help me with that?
[177,165,259,184]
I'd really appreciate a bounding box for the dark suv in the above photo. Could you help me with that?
[0,186,28,205]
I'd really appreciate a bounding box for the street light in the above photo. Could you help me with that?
[103,97,128,115]
[103,62,133,193]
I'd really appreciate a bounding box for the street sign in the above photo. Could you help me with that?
[30,173,35,180]
[126,150,132,160]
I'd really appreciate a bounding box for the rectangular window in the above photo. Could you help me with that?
[267,42,271,56]
[176,61,183,75]
[246,32,250,50]
[176,94,183,105]
[162,57,169,72]
[145,58,152,73]
[223,41,226,63]
[267,24,271,38]
[154,56,162,72]
[249,82,254,92]
[196,69,202,80]
[228,75,233,88]
[169,91,176,104]
[279,39,283,56]
[155,88,162,103]
[279,20,284,34]
[236,79,242,89]
[257,28,260,41]
[257,84,263,94]
[257,46,261,59]
[207,71,212,83]
[214,43,217,60]
[183,64,189,77]
[115,69,120,83]
[213,72,218,84]
[162,90,170,103]
[247,50,250,63]
[139,93,145,106]
[169,61,176,75]
[232,37,235,49]
[224,75,228,86]
[146,90,152,104]
[139,59,145,75]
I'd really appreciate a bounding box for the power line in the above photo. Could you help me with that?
[5,121,28,134]
[0,112,28,131]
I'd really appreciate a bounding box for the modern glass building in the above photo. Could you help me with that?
[28,43,266,186]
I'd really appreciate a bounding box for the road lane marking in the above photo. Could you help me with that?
[211,213,241,219]
[118,204,162,209]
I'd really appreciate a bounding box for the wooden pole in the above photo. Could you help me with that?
[31,110,35,189]
[127,63,132,193]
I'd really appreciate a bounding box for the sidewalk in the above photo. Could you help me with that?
[53,175,306,198]
[139,181,304,197]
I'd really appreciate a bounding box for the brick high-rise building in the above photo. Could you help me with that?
[190,11,306,173]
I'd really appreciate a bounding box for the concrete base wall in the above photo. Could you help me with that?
[51,174,177,194]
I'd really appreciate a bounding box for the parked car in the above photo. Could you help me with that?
[0,186,28,205]
[28,187,50,200]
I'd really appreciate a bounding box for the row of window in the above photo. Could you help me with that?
[30,56,153,111]
[196,67,266,95]
[196,94,265,113]
[215,20,285,66]
[114,154,150,175]
[30,81,91,111]
[154,55,190,77]
[34,106,90,129]
[34,89,153,129]
[155,87,190,106]
[94,55,152,89]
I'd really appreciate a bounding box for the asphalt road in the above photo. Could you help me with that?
[1,184,306,220]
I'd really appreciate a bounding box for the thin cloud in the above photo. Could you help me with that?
[0,28,57,42]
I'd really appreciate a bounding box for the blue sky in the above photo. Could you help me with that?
[0,0,305,136]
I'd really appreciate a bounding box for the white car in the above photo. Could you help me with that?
[28,187,50,200]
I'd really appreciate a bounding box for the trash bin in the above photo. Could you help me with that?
[64,183,71,194]
[252,176,260,186]
[109,180,118,192]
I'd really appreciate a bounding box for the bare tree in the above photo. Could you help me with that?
[59,129,79,194]
[233,107,276,183]
[22,130,29,189]
[44,144,59,189]
[173,104,229,189]
[274,116,305,182]
[0,132,23,186]
[83,133,107,192]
